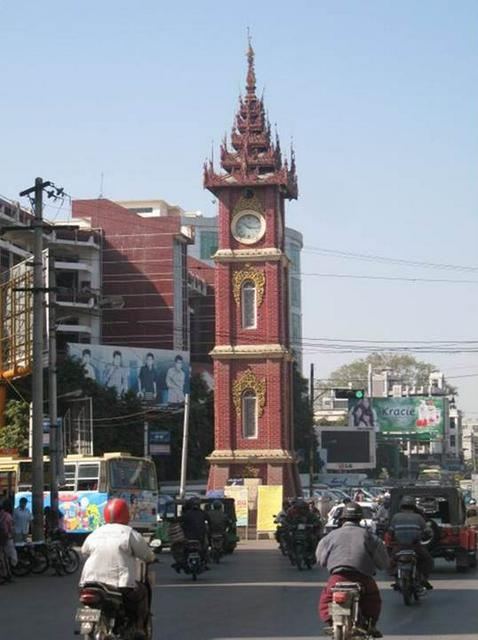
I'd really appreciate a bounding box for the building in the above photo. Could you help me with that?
[462,420,478,468]
[204,43,301,495]
[71,198,193,352]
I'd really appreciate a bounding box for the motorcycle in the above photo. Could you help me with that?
[183,539,206,581]
[288,523,314,570]
[328,582,374,640]
[76,563,154,639]
[395,549,425,606]
[209,533,224,564]
[274,516,289,556]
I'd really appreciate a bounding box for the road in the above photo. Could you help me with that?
[2,540,477,639]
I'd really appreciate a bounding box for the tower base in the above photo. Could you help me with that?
[207,449,302,498]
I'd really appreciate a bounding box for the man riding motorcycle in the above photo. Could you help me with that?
[180,497,209,563]
[388,495,434,590]
[316,502,389,638]
[206,500,231,543]
[79,497,155,639]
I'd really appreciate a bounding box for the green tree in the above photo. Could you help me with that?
[329,353,457,394]
[292,364,314,473]
[0,400,30,455]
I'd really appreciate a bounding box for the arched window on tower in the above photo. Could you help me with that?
[242,390,258,439]
[241,280,257,329]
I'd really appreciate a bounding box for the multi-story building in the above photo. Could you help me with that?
[182,212,304,368]
[462,420,478,467]
[71,199,193,352]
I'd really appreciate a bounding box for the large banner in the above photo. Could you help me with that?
[355,397,446,440]
[224,485,249,527]
[257,485,283,533]
[68,343,190,408]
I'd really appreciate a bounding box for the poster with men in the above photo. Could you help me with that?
[68,343,190,408]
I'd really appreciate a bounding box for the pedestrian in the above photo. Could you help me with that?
[0,500,17,567]
[14,497,32,542]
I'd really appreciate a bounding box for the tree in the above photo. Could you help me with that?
[0,400,30,455]
[292,364,314,473]
[328,353,457,394]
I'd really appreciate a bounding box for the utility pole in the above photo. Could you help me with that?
[19,178,48,541]
[48,255,59,528]
[309,363,315,496]
[178,393,190,499]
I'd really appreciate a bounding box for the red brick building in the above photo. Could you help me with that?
[204,44,301,496]
[72,199,193,352]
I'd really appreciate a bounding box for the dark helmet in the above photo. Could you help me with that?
[212,500,222,511]
[400,496,416,511]
[341,502,363,522]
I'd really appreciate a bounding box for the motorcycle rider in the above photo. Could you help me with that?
[206,500,230,545]
[388,495,434,590]
[79,498,155,639]
[317,502,389,638]
[180,497,209,564]
[287,498,320,560]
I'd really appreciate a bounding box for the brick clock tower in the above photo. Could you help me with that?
[204,43,301,497]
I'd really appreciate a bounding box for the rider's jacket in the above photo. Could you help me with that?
[80,523,154,589]
[389,512,427,545]
[181,508,209,542]
[316,522,389,577]
[207,510,230,535]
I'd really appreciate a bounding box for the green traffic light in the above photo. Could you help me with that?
[355,390,364,399]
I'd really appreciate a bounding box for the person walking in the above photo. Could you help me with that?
[13,497,32,542]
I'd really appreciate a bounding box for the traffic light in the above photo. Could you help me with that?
[334,389,365,400]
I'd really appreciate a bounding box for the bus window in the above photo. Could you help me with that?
[77,463,99,491]
[60,464,76,491]
[108,459,157,492]
[18,461,51,491]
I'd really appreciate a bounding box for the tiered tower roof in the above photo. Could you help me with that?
[204,43,298,199]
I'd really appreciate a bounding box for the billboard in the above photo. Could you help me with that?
[68,343,190,408]
[318,428,376,470]
[362,397,446,441]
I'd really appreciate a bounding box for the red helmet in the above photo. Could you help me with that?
[104,498,130,525]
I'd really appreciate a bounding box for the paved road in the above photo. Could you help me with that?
[2,540,477,639]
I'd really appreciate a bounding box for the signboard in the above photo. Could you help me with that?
[224,485,249,527]
[68,343,190,408]
[149,430,171,456]
[347,397,376,430]
[363,397,446,440]
[318,428,376,470]
[257,485,283,533]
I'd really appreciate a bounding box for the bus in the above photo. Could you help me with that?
[0,452,158,536]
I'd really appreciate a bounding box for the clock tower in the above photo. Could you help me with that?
[204,43,301,497]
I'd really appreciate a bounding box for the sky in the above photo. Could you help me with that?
[1,1,478,414]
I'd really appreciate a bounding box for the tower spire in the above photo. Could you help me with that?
[246,29,256,98]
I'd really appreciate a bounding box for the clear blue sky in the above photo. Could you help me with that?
[2,1,478,413]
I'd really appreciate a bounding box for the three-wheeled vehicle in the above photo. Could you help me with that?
[151,496,239,554]
[387,486,477,572]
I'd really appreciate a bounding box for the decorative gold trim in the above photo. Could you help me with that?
[233,191,263,215]
[207,449,296,464]
[232,369,266,419]
[232,267,265,307]
[215,248,288,264]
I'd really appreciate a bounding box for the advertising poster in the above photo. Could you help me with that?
[224,485,249,527]
[257,485,283,533]
[68,342,190,408]
[347,397,376,430]
[367,397,446,440]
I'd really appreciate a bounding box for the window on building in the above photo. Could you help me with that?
[287,244,301,272]
[200,230,218,260]
[290,277,301,307]
[242,390,258,438]
[241,280,257,329]
[449,418,456,430]
[291,313,301,341]
[450,435,456,448]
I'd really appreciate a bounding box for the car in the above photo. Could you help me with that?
[325,501,377,534]
[387,486,477,572]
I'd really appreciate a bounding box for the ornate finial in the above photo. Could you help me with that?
[246,28,256,97]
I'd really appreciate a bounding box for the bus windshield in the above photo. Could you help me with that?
[108,458,157,492]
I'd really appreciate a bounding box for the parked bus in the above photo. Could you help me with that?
[0,452,158,536]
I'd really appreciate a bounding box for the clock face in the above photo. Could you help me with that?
[232,210,266,244]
